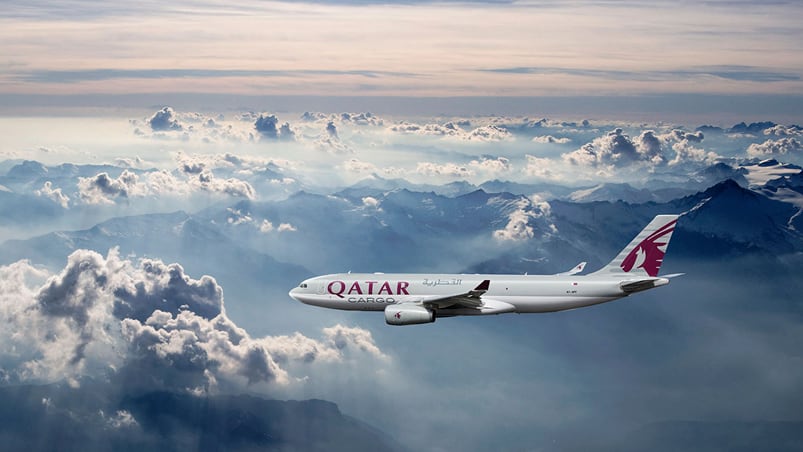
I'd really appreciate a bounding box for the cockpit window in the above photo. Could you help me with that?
[300,283,308,288]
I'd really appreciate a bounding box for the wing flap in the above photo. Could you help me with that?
[423,279,490,309]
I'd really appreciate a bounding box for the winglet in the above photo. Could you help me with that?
[473,279,490,292]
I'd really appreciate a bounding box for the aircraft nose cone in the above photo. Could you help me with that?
[288,286,300,301]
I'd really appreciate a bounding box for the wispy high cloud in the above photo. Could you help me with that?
[481,65,801,83]
[12,69,419,84]
[3,0,801,98]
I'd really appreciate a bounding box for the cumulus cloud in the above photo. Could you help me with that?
[469,156,511,175]
[149,107,183,132]
[255,114,295,141]
[388,121,510,142]
[523,155,561,180]
[254,114,279,138]
[194,171,256,199]
[315,125,352,153]
[362,196,381,210]
[416,162,473,178]
[747,138,803,157]
[492,195,555,242]
[77,168,255,203]
[340,112,383,126]
[0,250,388,395]
[562,128,713,169]
[563,128,641,167]
[467,125,513,142]
[326,121,339,139]
[532,135,571,144]
[301,111,328,122]
[258,219,274,233]
[389,121,464,136]
[77,170,141,204]
[278,122,296,141]
[763,125,803,137]
[668,140,719,166]
[226,208,253,225]
[34,181,70,208]
[301,111,383,126]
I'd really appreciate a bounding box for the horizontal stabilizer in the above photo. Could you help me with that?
[557,262,586,276]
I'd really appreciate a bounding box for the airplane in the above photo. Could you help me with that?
[289,214,681,325]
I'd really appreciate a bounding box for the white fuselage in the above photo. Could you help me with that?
[289,273,640,316]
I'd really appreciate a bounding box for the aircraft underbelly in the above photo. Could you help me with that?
[502,295,622,313]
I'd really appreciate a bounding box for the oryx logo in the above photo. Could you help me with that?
[620,219,677,277]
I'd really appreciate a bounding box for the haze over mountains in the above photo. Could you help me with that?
[1,111,802,451]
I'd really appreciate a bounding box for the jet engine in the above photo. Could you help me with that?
[384,304,435,326]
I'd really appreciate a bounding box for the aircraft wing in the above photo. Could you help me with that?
[556,262,586,276]
[420,279,490,309]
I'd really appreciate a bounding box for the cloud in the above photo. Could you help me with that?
[315,130,352,154]
[523,155,561,180]
[77,170,141,204]
[342,158,378,174]
[300,112,383,126]
[259,219,274,233]
[763,125,803,137]
[0,250,388,395]
[315,138,352,154]
[747,138,803,157]
[320,324,386,359]
[34,181,70,208]
[481,65,801,83]
[362,196,381,210]
[562,128,713,169]
[149,107,182,132]
[389,121,464,136]
[416,162,473,178]
[339,112,383,126]
[194,171,256,199]
[326,121,339,139]
[278,122,296,141]
[255,114,295,141]
[466,125,512,142]
[563,128,641,167]
[469,156,511,175]
[532,135,571,144]
[226,208,253,225]
[77,168,256,203]
[277,223,297,232]
[668,140,719,166]
[492,195,555,241]
[388,121,510,142]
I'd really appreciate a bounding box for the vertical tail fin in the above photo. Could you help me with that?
[590,215,679,278]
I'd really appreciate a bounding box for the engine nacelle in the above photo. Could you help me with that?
[385,304,435,326]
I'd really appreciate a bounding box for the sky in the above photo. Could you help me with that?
[2,0,803,121]
[1,1,803,451]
